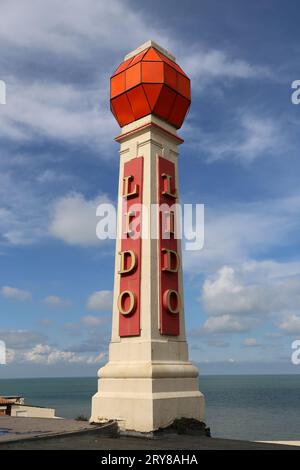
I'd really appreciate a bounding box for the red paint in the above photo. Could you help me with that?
[119,157,143,337]
[110,46,191,129]
[158,156,180,336]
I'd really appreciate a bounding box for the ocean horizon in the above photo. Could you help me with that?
[1,374,300,442]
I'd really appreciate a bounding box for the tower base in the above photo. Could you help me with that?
[90,361,205,433]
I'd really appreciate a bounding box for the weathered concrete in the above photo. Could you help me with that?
[1,432,300,450]
[0,416,90,443]
[0,418,299,449]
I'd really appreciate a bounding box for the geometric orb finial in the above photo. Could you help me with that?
[110,42,191,129]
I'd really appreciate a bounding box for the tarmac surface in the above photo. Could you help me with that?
[0,417,299,450]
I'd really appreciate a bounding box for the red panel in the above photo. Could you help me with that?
[126,63,141,89]
[119,157,143,337]
[127,86,151,120]
[110,94,135,127]
[158,156,180,336]
[157,51,188,76]
[177,74,191,99]
[113,57,133,75]
[130,49,147,66]
[164,63,177,89]
[143,83,162,109]
[142,61,164,83]
[154,85,177,121]
[143,47,161,62]
[168,94,190,129]
[110,47,191,129]
[110,72,126,98]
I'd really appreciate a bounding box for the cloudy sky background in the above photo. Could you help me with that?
[1,0,300,377]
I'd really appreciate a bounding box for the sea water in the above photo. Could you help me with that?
[0,375,300,441]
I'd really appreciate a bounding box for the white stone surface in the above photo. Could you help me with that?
[124,40,175,62]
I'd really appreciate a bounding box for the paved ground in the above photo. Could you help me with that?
[0,416,90,443]
[0,417,299,450]
[2,433,300,450]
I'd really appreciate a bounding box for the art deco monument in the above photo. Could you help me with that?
[91,41,204,432]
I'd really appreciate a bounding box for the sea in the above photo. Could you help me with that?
[0,375,300,442]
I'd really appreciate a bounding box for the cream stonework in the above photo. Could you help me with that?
[91,45,204,432]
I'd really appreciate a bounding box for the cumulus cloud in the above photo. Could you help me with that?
[1,286,32,301]
[86,290,113,312]
[202,266,271,317]
[43,295,71,308]
[198,259,300,337]
[23,344,106,364]
[202,264,300,319]
[184,194,300,274]
[0,328,107,364]
[49,192,112,246]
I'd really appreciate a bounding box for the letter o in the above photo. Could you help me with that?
[118,290,136,315]
[163,289,180,314]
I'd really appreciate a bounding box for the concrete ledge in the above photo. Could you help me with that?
[0,416,116,445]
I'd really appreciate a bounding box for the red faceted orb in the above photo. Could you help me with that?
[110,46,191,129]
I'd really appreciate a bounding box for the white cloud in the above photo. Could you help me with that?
[202,266,271,317]
[0,81,116,150]
[1,286,32,301]
[36,170,71,184]
[202,264,300,319]
[243,338,259,347]
[185,194,300,340]
[86,290,113,312]
[182,49,269,85]
[202,315,252,334]
[39,318,53,327]
[0,0,170,147]
[43,295,71,308]
[184,194,300,274]
[213,115,278,163]
[49,192,112,246]
[278,315,300,334]
[0,0,271,149]
[187,113,280,163]
[0,0,169,57]
[23,343,105,364]
[80,315,109,327]
[0,0,275,252]
[0,327,106,364]
[0,330,47,349]
[198,258,300,339]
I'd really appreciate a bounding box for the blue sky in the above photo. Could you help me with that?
[1,0,300,377]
